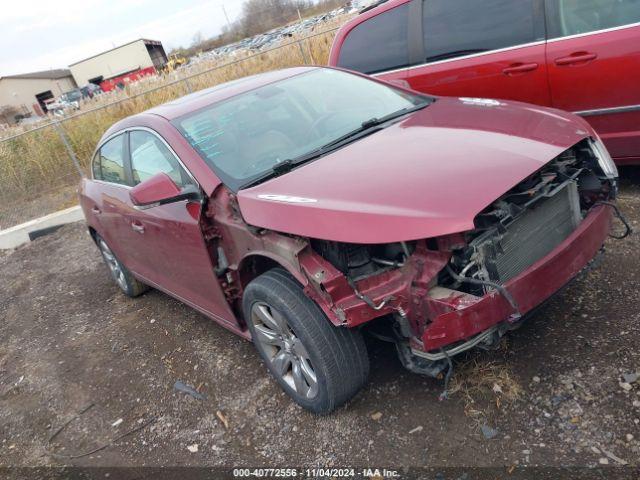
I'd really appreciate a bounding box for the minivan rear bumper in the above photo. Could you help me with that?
[417,205,612,353]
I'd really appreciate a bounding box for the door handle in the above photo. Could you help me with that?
[131,221,145,234]
[555,52,598,66]
[502,63,539,75]
[91,206,101,215]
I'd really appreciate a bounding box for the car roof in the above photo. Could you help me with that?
[147,66,317,121]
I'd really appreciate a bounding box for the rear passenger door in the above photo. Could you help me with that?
[544,0,640,162]
[90,133,135,263]
[406,0,550,105]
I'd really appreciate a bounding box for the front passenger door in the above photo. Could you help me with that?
[125,129,236,326]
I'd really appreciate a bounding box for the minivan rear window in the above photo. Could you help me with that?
[423,0,538,63]
[550,0,640,38]
[337,4,410,74]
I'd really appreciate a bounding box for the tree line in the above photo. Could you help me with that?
[171,0,346,57]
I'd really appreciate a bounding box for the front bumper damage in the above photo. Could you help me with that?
[414,204,612,358]
[299,204,614,374]
[295,138,627,376]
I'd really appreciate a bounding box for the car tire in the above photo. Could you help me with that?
[96,234,149,298]
[243,268,369,414]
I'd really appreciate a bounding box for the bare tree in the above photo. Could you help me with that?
[191,31,204,48]
[171,0,345,58]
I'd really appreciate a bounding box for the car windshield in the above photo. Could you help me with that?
[174,69,430,191]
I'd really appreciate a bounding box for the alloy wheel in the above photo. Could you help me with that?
[250,301,319,399]
[98,239,127,291]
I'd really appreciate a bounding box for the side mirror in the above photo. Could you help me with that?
[129,173,201,207]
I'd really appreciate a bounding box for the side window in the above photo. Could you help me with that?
[423,0,537,62]
[97,134,128,185]
[337,4,410,74]
[129,130,191,188]
[551,0,640,38]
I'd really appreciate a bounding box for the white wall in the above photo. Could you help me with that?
[0,76,77,116]
[69,40,155,86]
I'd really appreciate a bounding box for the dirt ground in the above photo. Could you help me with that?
[1,169,640,476]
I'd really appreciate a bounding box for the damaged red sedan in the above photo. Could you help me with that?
[80,67,620,413]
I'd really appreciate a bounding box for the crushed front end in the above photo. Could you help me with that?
[298,138,623,375]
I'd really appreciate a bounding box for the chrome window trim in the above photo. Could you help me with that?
[575,104,640,117]
[546,21,640,44]
[91,126,201,191]
[92,179,132,190]
[371,20,640,78]
[372,40,546,77]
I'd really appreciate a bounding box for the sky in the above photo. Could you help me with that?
[0,0,244,77]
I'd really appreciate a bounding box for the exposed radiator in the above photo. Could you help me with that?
[472,181,582,283]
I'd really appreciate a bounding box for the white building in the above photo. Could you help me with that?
[0,69,77,120]
[69,39,168,87]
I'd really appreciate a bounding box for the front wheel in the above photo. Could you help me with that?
[243,269,369,414]
[96,234,149,298]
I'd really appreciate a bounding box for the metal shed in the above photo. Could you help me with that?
[69,39,168,91]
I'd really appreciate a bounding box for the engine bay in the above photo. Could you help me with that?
[440,139,616,296]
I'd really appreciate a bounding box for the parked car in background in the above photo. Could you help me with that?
[329,0,640,165]
[44,96,79,116]
[60,88,83,103]
[81,83,102,98]
[80,67,618,413]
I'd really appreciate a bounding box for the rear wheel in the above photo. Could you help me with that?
[96,235,148,298]
[243,268,369,413]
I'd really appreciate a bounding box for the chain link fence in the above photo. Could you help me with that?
[0,25,341,230]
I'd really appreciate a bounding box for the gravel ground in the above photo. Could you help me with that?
[1,168,639,475]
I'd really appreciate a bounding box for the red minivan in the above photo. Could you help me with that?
[329,0,640,165]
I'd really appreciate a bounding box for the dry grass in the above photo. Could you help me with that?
[0,20,346,228]
[448,356,523,422]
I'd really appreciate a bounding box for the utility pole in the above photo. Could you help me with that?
[222,4,232,29]
[296,7,316,65]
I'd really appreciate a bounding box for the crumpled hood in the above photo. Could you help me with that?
[237,97,593,243]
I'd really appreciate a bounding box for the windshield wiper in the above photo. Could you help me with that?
[240,100,432,189]
[240,149,324,189]
[242,146,327,187]
[427,49,488,63]
[320,101,432,151]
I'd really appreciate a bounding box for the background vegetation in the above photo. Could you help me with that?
[172,0,346,58]
[0,20,343,228]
